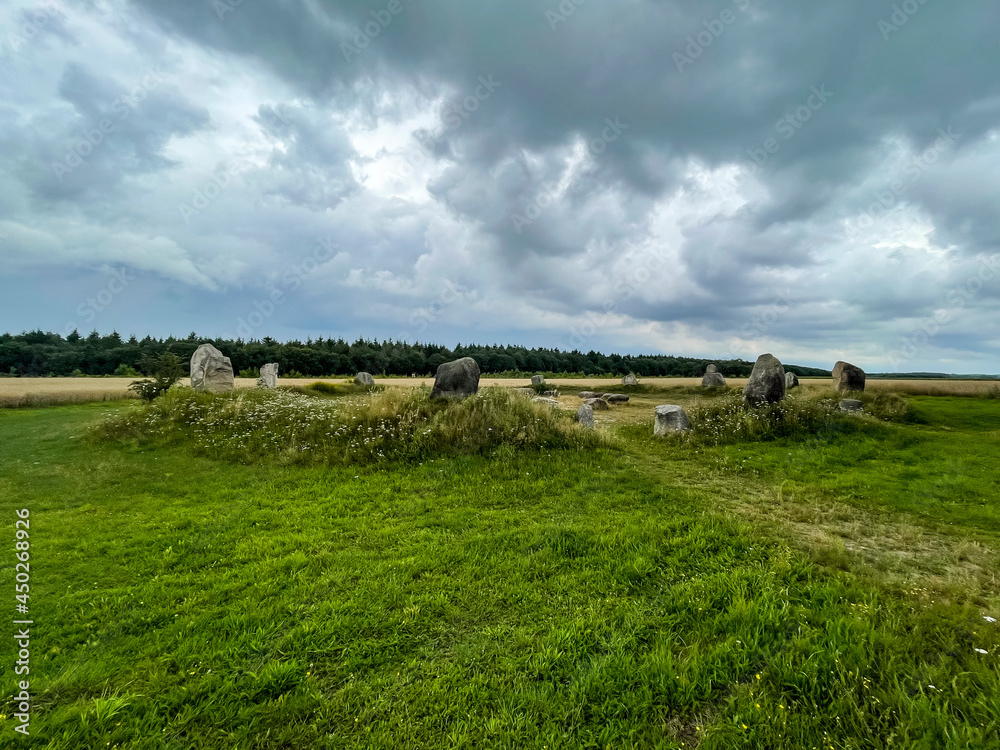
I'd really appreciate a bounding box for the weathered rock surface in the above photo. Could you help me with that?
[190,344,234,393]
[785,372,799,390]
[743,353,786,405]
[431,357,480,399]
[840,398,864,412]
[542,390,560,397]
[622,373,638,386]
[833,361,866,392]
[531,374,545,385]
[578,391,599,399]
[585,397,610,410]
[702,372,727,387]
[654,405,691,435]
[257,363,279,389]
[576,403,594,428]
[355,372,376,386]
[604,393,630,403]
[532,397,559,407]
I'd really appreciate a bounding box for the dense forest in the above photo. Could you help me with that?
[0,330,833,379]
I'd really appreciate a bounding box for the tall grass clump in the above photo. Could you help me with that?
[685,392,852,446]
[683,389,918,446]
[93,386,603,465]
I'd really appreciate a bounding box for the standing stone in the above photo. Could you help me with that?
[190,344,234,393]
[654,405,691,435]
[585,398,610,411]
[743,353,786,405]
[833,361,866,392]
[431,357,480,399]
[840,399,864,412]
[785,372,799,390]
[705,364,718,373]
[531,374,545,386]
[257,363,279,389]
[622,373,638,386]
[576,403,595,429]
[355,372,375,386]
[702,372,727,387]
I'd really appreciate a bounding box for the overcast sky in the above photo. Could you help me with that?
[1,0,998,372]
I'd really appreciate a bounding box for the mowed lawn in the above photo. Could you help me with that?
[2,395,1000,749]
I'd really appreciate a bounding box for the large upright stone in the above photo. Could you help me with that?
[355,372,375,386]
[257,363,279,389]
[833,361,866,392]
[743,353,786,405]
[576,403,595,429]
[530,374,545,386]
[702,372,726,387]
[431,357,480,400]
[190,344,234,393]
[785,372,799,390]
[654,405,691,435]
[622,373,638,386]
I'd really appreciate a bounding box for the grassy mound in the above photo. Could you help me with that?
[682,390,914,446]
[92,386,602,465]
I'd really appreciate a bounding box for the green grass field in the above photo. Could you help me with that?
[2,389,999,749]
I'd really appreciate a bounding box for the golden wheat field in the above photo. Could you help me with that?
[1,375,997,408]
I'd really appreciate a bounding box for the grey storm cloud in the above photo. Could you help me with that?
[0,0,998,371]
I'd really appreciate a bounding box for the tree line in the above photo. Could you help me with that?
[0,330,832,379]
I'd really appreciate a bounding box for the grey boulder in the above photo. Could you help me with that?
[705,363,718,373]
[840,399,864,412]
[190,344,234,393]
[833,361,866,392]
[743,353,786,405]
[785,372,799,389]
[622,373,638,386]
[576,403,595,428]
[578,391,599,399]
[257,363,279,389]
[702,372,727,387]
[531,374,545,385]
[355,372,375,386]
[431,357,481,399]
[604,393,630,403]
[532,397,559,407]
[654,405,691,435]
[585,397,610,411]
